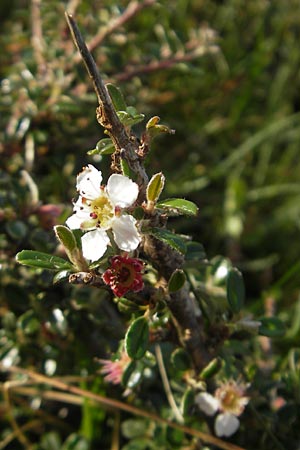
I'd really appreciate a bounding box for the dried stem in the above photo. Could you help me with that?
[2,365,246,450]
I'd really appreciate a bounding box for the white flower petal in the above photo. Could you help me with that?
[81,229,110,261]
[76,165,102,199]
[107,174,139,208]
[112,215,141,251]
[214,413,240,437]
[195,392,219,416]
[66,213,83,229]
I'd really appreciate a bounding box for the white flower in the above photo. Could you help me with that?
[195,379,249,438]
[66,165,141,261]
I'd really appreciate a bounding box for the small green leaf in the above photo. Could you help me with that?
[199,357,222,380]
[146,172,165,203]
[117,297,144,314]
[54,225,77,253]
[120,158,131,177]
[226,267,245,313]
[185,241,206,261]
[106,83,127,112]
[171,348,191,372]
[40,432,62,450]
[150,228,186,254]
[157,198,198,216]
[168,269,186,293]
[146,116,160,128]
[62,433,89,450]
[258,317,286,337]
[121,419,149,439]
[88,138,115,155]
[16,250,73,271]
[181,388,195,417]
[121,360,137,387]
[117,110,145,127]
[125,316,149,359]
[17,310,40,335]
[53,270,70,284]
[146,116,175,140]
[5,220,28,240]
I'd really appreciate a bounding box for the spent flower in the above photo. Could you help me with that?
[195,379,249,437]
[102,254,144,297]
[66,165,141,261]
[98,350,131,385]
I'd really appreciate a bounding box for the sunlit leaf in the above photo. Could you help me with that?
[16,250,73,270]
[146,172,165,203]
[157,198,198,216]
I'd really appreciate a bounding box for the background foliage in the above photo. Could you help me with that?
[1,1,300,449]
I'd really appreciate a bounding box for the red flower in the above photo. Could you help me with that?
[102,255,144,297]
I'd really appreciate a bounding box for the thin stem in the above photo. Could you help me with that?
[155,344,184,424]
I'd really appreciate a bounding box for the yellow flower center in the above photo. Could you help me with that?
[89,193,114,229]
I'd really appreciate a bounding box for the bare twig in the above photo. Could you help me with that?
[65,12,149,198]
[73,0,156,64]
[2,365,246,450]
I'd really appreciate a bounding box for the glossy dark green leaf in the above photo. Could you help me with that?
[150,228,186,254]
[16,250,73,270]
[168,269,186,293]
[146,172,165,203]
[258,317,286,337]
[157,198,198,216]
[125,316,149,359]
[106,83,127,111]
[226,267,245,313]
